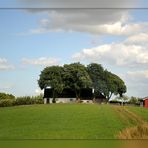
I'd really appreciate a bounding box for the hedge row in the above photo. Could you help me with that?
[0,92,15,100]
[0,96,44,107]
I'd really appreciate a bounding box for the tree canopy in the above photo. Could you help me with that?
[63,63,92,99]
[38,66,64,103]
[38,62,127,101]
[87,63,127,101]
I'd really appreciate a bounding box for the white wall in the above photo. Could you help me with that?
[56,98,76,103]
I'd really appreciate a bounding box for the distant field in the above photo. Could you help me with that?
[0,104,147,139]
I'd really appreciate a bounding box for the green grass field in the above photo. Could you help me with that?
[0,104,147,139]
[127,106,148,121]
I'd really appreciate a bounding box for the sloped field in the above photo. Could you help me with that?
[0,104,147,139]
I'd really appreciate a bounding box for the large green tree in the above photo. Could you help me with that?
[38,66,64,103]
[38,62,126,102]
[87,63,105,98]
[113,74,127,97]
[63,63,92,100]
[87,63,127,101]
[101,71,127,100]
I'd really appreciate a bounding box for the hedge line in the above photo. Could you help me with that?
[0,96,44,107]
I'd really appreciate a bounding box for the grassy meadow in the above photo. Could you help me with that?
[0,104,147,139]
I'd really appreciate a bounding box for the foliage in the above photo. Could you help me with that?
[15,96,43,105]
[87,63,127,101]
[15,96,34,105]
[0,95,43,107]
[87,63,104,97]
[63,63,92,99]
[0,92,15,100]
[38,66,64,103]
[38,62,126,101]
[0,99,14,107]
[129,96,140,105]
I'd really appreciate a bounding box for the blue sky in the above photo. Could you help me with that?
[0,0,148,97]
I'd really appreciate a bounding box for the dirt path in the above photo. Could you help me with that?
[111,105,148,139]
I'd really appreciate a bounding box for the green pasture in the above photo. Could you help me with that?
[0,104,147,139]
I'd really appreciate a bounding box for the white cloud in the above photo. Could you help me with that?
[27,8,148,36]
[127,70,148,81]
[121,70,148,97]
[29,10,134,35]
[0,58,15,71]
[18,0,146,36]
[16,0,144,36]
[125,33,148,44]
[22,57,60,66]
[72,34,148,67]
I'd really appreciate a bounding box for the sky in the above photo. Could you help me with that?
[0,0,148,97]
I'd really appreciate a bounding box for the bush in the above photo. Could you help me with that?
[0,92,15,100]
[14,96,34,105]
[32,95,44,104]
[0,99,14,107]
[14,95,44,106]
[33,98,44,104]
[129,96,140,105]
[0,95,44,107]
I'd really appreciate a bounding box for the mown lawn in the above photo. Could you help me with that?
[0,104,130,139]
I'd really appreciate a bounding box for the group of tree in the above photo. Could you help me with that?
[38,62,127,102]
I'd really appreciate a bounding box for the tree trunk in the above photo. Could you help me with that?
[76,90,81,103]
[52,90,56,103]
[119,93,123,97]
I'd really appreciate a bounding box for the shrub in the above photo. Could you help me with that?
[14,96,34,105]
[0,99,14,107]
[32,95,44,104]
[0,92,15,100]
[129,96,140,105]
[14,95,44,106]
[33,98,44,104]
[0,95,44,107]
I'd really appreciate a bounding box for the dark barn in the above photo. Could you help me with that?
[43,87,106,104]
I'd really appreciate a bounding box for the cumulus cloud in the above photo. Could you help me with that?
[0,58,15,70]
[17,0,145,36]
[72,33,148,67]
[121,70,148,97]
[125,33,148,44]
[20,0,141,36]
[126,70,148,82]
[29,10,139,35]
[26,7,148,36]
[22,57,60,66]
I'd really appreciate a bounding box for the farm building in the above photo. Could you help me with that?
[140,97,148,108]
[43,87,106,104]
